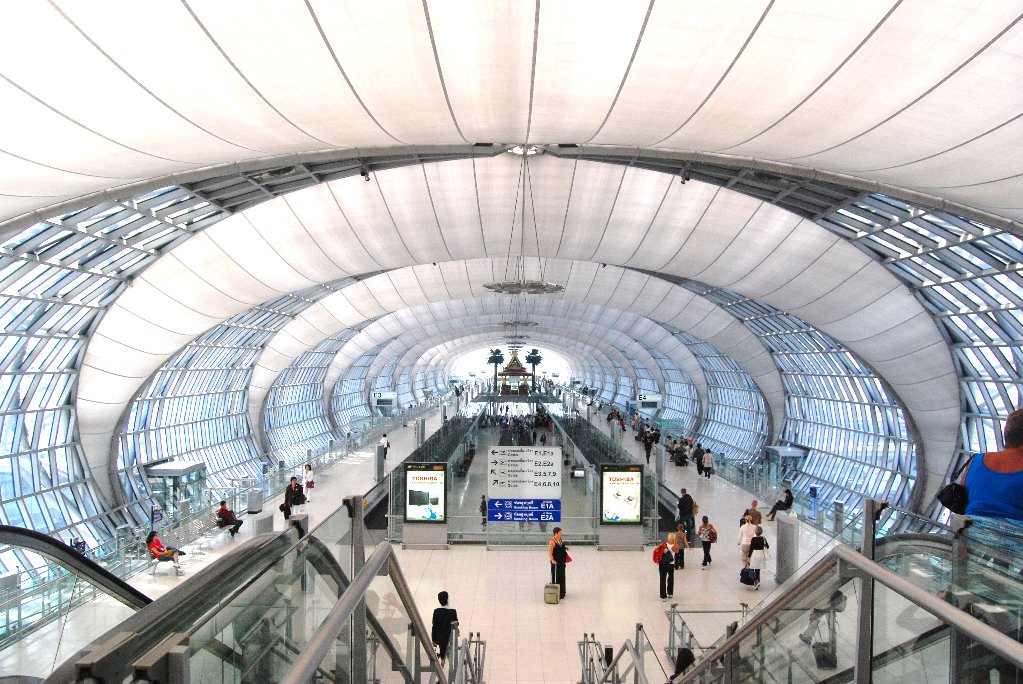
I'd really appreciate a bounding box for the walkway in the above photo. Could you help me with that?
[1,402,836,683]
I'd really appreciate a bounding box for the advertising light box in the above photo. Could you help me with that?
[404,462,447,523]
[600,464,644,525]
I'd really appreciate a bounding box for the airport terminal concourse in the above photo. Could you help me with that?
[0,3,1021,682]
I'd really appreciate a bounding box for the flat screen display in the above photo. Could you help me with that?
[404,462,447,523]
[600,464,643,525]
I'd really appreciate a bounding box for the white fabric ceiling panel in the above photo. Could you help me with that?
[674,1,900,153]
[723,2,1022,160]
[55,1,337,155]
[290,303,344,336]
[699,207,803,287]
[376,165,455,264]
[521,157,584,257]
[242,199,350,282]
[553,162,629,261]
[168,233,281,306]
[286,185,382,273]
[106,282,222,342]
[529,1,650,142]
[184,2,389,148]
[325,285,388,323]
[590,2,769,145]
[427,1,533,142]
[205,218,317,292]
[307,0,460,142]
[668,193,771,277]
[775,3,1023,166]
[0,3,210,174]
[422,160,489,260]
[577,167,674,266]
[757,240,867,308]
[730,227,841,297]
[626,183,724,267]
[792,264,905,327]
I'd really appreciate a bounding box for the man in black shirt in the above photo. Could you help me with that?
[676,488,695,540]
[431,591,459,666]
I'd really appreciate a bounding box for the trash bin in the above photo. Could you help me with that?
[247,488,263,514]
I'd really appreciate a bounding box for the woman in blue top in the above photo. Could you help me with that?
[962,408,1023,521]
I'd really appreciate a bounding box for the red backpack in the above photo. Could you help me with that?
[652,543,666,564]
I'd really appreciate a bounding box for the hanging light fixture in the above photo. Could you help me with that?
[484,146,563,296]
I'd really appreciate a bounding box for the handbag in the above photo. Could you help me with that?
[935,454,976,514]
[565,552,572,563]
[306,480,315,489]
[279,503,287,512]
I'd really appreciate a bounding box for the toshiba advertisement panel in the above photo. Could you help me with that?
[600,464,643,525]
[404,462,447,523]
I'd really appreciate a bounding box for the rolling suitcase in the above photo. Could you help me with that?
[544,583,560,604]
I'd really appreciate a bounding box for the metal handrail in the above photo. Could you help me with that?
[280,540,447,684]
[675,542,1023,682]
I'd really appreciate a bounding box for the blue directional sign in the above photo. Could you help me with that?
[487,498,561,523]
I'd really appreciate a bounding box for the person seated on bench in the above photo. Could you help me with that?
[765,489,794,521]
[216,500,243,537]
[146,531,184,576]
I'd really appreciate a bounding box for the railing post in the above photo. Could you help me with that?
[852,498,879,684]
[723,621,737,684]
[344,495,368,684]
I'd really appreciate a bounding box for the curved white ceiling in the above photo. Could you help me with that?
[5,3,1001,508]
[2,2,1023,225]
[75,154,956,503]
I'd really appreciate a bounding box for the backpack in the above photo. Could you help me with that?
[652,543,666,564]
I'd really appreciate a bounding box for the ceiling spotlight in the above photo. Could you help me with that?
[507,144,544,156]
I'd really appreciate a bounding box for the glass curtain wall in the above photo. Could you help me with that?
[689,287,916,509]
[642,345,700,434]
[671,330,768,458]
[0,187,221,570]
[816,194,1023,516]
[264,333,358,460]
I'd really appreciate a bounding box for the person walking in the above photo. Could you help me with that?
[742,500,762,526]
[379,434,391,458]
[693,443,705,476]
[697,516,716,568]
[548,527,568,600]
[676,488,695,539]
[431,591,459,666]
[674,522,690,569]
[747,526,770,590]
[643,434,653,464]
[738,515,757,563]
[702,449,714,478]
[479,494,487,526]
[657,533,676,601]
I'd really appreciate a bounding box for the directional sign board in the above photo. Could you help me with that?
[488,498,561,523]
[487,446,562,499]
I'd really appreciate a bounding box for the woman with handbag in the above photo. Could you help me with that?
[303,463,315,503]
[697,516,716,568]
[547,527,568,599]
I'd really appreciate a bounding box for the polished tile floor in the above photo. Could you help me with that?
[1,404,834,682]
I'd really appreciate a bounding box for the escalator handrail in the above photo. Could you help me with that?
[676,543,1023,683]
[0,524,150,609]
[280,540,447,684]
[43,530,296,684]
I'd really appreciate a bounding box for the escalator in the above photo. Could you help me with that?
[672,534,1023,684]
[40,505,451,684]
[0,524,151,611]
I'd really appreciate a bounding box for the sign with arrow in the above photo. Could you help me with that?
[486,446,562,500]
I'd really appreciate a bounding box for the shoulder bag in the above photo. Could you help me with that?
[935,453,977,515]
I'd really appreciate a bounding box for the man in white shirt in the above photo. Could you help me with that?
[380,434,390,458]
